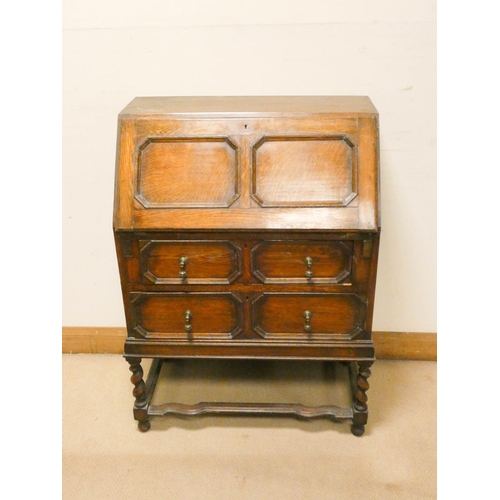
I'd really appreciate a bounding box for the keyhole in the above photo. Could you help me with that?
[244,124,248,129]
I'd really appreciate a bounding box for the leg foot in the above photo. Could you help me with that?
[351,424,365,437]
[138,420,151,432]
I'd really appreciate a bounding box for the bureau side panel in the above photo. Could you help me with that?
[113,119,137,230]
[358,116,379,230]
[363,231,381,335]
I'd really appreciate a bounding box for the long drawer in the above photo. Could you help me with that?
[129,291,366,342]
[117,234,372,287]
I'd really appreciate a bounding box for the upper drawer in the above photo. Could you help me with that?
[251,240,353,284]
[140,240,242,284]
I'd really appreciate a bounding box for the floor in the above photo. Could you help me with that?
[63,355,436,499]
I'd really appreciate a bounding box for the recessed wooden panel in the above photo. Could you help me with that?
[251,135,358,207]
[251,240,353,284]
[131,293,243,340]
[136,137,240,208]
[252,293,366,340]
[140,240,242,284]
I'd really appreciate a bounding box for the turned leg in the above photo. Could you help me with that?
[351,361,373,437]
[125,357,151,432]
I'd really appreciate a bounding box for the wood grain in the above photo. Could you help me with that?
[372,331,437,361]
[251,240,353,284]
[251,293,366,340]
[150,401,353,420]
[62,327,436,360]
[62,327,126,354]
[130,292,243,340]
[252,135,357,207]
[132,207,364,231]
[358,116,379,230]
[136,137,239,208]
[139,240,242,285]
[119,96,379,117]
[113,119,136,230]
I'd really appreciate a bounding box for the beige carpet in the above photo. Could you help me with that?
[63,355,436,499]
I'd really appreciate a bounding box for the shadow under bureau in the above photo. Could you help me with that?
[113,96,380,436]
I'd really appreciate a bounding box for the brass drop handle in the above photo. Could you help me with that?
[179,256,188,278]
[184,310,192,333]
[303,310,312,332]
[304,256,313,278]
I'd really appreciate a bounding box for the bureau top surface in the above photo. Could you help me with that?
[119,96,378,118]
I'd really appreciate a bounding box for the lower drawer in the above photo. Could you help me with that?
[129,291,366,343]
[251,293,366,340]
[130,292,243,340]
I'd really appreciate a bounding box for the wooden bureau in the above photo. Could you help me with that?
[113,96,380,436]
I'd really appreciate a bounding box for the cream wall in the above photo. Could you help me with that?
[62,1,436,332]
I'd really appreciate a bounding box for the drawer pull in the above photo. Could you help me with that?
[184,310,192,332]
[303,310,312,332]
[304,256,313,278]
[179,256,188,278]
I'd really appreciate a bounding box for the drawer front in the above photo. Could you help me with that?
[251,240,353,284]
[131,292,243,340]
[140,240,242,284]
[251,293,366,340]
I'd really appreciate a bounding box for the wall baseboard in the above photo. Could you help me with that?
[62,327,436,360]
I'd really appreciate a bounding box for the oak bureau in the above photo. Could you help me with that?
[113,96,380,436]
